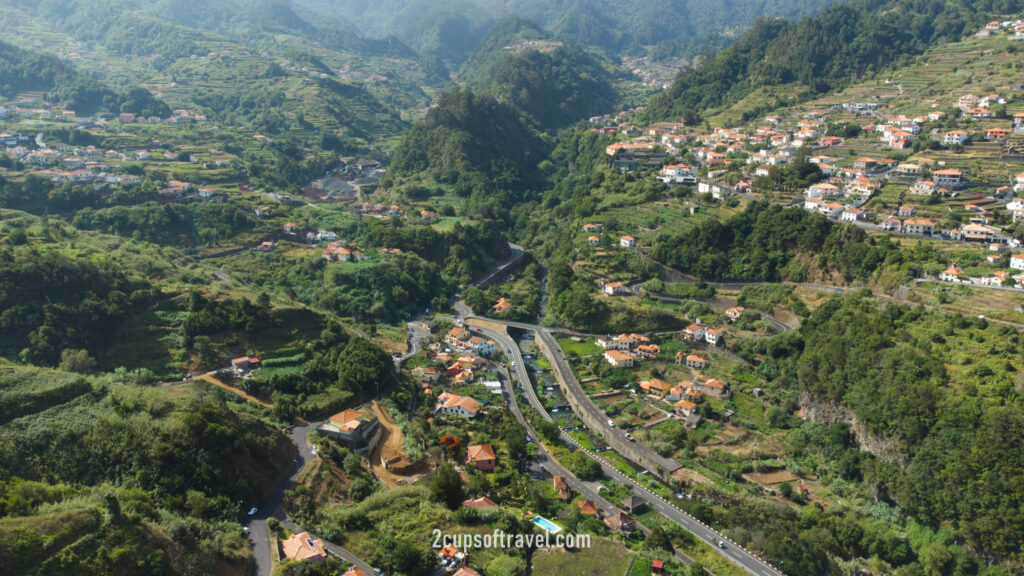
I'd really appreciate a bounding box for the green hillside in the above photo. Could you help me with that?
[457,16,551,85]
[484,45,621,129]
[0,0,429,130]
[0,365,292,575]
[382,87,551,222]
[644,0,1022,123]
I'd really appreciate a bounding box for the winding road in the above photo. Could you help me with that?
[247,423,377,576]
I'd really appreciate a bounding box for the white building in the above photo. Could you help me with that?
[942,130,969,146]
[841,207,864,222]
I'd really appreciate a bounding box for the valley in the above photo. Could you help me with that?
[1,2,1024,576]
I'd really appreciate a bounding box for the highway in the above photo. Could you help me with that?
[534,329,682,478]
[468,317,681,478]
[474,322,785,576]
[481,326,695,567]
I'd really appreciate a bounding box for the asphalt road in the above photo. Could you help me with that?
[469,324,552,423]
[247,422,376,576]
[479,323,785,576]
[472,242,525,288]
[536,329,681,475]
[492,341,695,567]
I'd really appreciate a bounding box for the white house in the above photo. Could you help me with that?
[841,207,864,222]
[904,218,936,236]
[806,182,839,198]
[597,335,633,350]
[468,336,496,356]
[933,169,966,189]
[942,130,969,146]
[822,202,846,218]
[683,323,705,342]
[910,180,938,195]
[881,216,902,232]
[658,164,697,184]
[939,264,965,282]
[603,350,634,368]
[620,236,636,248]
[435,392,483,419]
[604,282,630,296]
[1010,253,1024,270]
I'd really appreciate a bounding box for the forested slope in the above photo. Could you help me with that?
[644,0,1023,121]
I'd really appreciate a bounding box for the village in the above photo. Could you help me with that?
[592,36,1024,292]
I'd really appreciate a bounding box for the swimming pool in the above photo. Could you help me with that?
[532,515,562,534]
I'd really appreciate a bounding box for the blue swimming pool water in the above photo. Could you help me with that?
[532,516,562,534]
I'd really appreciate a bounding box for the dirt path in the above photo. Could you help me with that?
[197,372,273,408]
[367,402,427,488]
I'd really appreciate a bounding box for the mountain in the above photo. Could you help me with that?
[0,0,410,140]
[456,18,621,130]
[644,0,1020,122]
[149,0,421,61]
[457,16,550,85]
[381,87,550,222]
[0,40,117,114]
[482,44,621,130]
[0,39,175,118]
[293,0,840,64]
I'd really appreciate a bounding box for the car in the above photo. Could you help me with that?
[607,419,615,427]
[718,540,727,549]
[248,507,258,516]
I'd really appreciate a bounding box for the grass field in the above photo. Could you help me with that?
[531,537,634,576]
[555,336,604,357]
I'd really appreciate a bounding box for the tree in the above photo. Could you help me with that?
[194,336,219,366]
[439,434,462,459]
[343,453,362,476]
[373,537,428,575]
[565,451,602,480]
[462,286,489,314]
[348,478,374,501]
[7,229,28,245]
[486,554,524,576]
[645,526,674,551]
[430,463,464,510]
[504,426,527,461]
[779,481,794,499]
[58,349,97,373]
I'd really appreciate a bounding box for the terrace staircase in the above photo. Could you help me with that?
[1002,135,1024,159]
